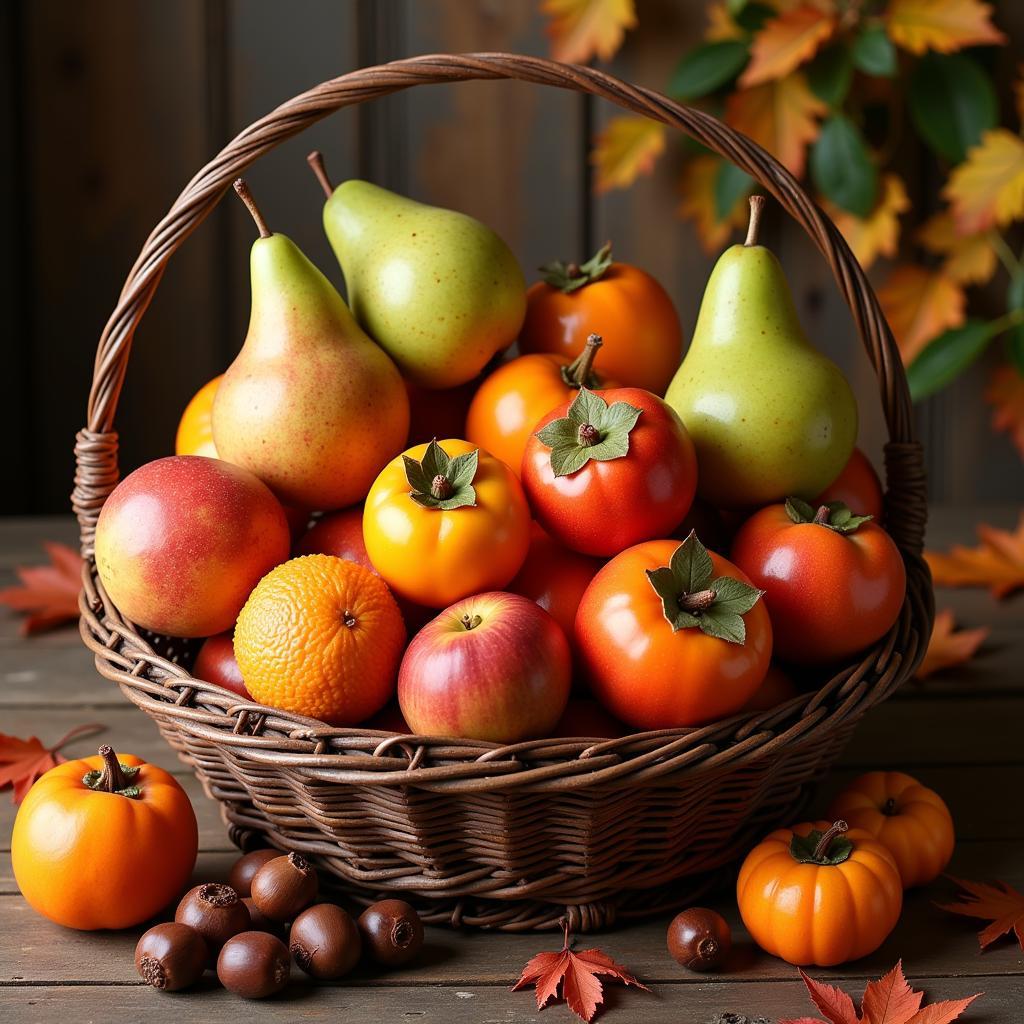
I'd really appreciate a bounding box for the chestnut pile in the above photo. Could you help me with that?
[134,849,424,999]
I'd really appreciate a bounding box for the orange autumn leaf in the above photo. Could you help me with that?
[877,266,966,364]
[986,364,1024,459]
[885,0,1005,56]
[591,116,666,193]
[826,174,909,271]
[914,609,989,680]
[725,72,826,177]
[0,541,84,635]
[938,876,1024,952]
[678,156,750,253]
[542,0,636,64]
[916,213,998,285]
[944,129,1024,235]
[0,725,104,804]
[704,1,745,42]
[925,513,1024,598]
[739,4,836,87]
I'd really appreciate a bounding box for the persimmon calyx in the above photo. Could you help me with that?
[790,820,853,865]
[559,333,605,390]
[536,387,642,477]
[786,497,874,534]
[645,531,763,644]
[403,439,478,511]
[539,241,614,293]
[83,744,141,799]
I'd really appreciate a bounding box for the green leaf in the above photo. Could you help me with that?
[806,43,853,108]
[714,160,754,220]
[669,532,714,594]
[851,24,896,77]
[645,567,701,633]
[403,439,478,511]
[790,827,854,865]
[447,450,479,492]
[698,605,747,644]
[668,41,749,100]
[419,439,450,482]
[708,575,763,617]
[810,114,878,218]
[785,497,873,532]
[785,497,818,524]
[909,53,997,165]
[539,242,613,293]
[907,320,999,401]
[402,453,432,495]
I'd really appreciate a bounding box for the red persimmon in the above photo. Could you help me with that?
[814,447,884,521]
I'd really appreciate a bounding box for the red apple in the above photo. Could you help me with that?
[94,455,290,637]
[398,592,571,743]
[194,632,250,699]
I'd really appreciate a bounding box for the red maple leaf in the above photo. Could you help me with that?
[0,541,84,635]
[780,960,982,1024]
[0,724,104,803]
[512,920,649,1022]
[938,876,1024,952]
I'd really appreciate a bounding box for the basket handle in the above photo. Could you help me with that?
[73,52,926,558]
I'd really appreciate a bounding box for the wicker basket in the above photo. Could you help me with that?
[74,53,932,933]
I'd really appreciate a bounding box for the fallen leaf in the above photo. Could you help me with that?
[0,541,84,635]
[591,116,666,194]
[877,266,966,364]
[705,1,745,42]
[0,724,105,804]
[944,129,1024,235]
[986,364,1024,459]
[542,0,636,64]
[740,4,835,87]
[885,0,1005,55]
[826,174,910,271]
[925,513,1024,598]
[678,155,751,253]
[914,609,989,680]
[916,213,998,285]
[938,876,1024,951]
[780,960,982,1024]
[512,920,648,1022]
[725,72,826,177]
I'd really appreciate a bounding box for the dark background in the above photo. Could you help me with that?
[3,0,1023,515]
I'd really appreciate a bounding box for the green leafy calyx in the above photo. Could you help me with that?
[539,242,614,293]
[785,497,874,534]
[789,820,854,866]
[403,440,478,511]
[645,531,763,644]
[83,745,142,799]
[535,388,642,478]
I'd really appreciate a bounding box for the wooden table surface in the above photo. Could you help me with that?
[1,509,1021,1022]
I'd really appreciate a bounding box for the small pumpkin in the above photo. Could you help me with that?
[12,745,198,930]
[828,771,955,888]
[737,819,902,966]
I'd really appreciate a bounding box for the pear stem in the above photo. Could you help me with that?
[565,333,603,388]
[306,150,334,199]
[233,179,271,239]
[745,195,767,247]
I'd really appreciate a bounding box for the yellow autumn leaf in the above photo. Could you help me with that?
[877,265,966,364]
[825,174,909,271]
[704,1,745,42]
[885,0,1005,55]
[914,608,989,680]
[725,72,826,177]
[986,364,1024,460]
[591,116,666,194]
[542,0,637,64]
[944,129,1024,235]
[678,156,750,254]
[739,5,835,87]
[917,212,998,285]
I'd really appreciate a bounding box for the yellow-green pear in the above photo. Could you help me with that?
[212,179,409,510]
[308,152,525,389]
[665,196,857,509]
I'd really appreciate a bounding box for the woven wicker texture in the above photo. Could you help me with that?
[75,53,933,931]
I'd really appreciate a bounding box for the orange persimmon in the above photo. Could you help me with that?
[175,375,222,458]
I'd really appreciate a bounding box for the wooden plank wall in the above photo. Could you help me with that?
[5,0,1022,515]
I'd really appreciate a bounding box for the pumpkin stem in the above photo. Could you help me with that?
[813,819,849,860]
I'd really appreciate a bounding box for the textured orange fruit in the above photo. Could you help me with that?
[175,375,222,458]
[234,555,405,725]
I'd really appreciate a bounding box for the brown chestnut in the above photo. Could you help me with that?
[217,930,290,999]
[242,896,286,938]
[290,903,362,980]
[250,851,318,923]
[667,907,732,971]
[135,921,207,991]
[358,899,424,967]
[175,882,250,960]
[228,849,281,898]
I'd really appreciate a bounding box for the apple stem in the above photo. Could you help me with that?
[745,195,766,247]
[306,150,334,199]
[460,613,482,631]
[813,820,849,860]
[233,179,271,238]
[566,333,603,389]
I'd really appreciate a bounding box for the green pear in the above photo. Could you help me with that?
[665,196,857,509]
[308,152,526,389]
[212,179,409,510]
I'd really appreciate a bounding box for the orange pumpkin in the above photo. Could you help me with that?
[829,771,955,888]
[737,819,902,966]
[12,745,198,930]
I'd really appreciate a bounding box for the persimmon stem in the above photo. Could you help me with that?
[745,195,766,246]
[813,504,831,525]
[431,475,453,500]
[577,423,600,447]
[813,820,849,860]
[679,589,717,614]
[306,150,334,198]
[564,333,603,388]
[97,744,129,793]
